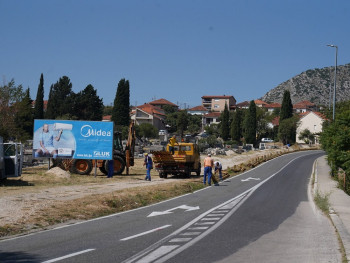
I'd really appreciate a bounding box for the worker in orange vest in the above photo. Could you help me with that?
[203,153,214,185]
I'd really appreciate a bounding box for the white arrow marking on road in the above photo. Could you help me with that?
[241,177,261,182]
[148,205,200,217]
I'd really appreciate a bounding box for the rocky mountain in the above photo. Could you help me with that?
[261,63,350,105]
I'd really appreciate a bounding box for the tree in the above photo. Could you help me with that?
[278,90,296,144]
[187,114,202,134]
[112,78,130,127]
[163,104,177,114]
[177,110,189,137]
[298,129,315,144]
[280,90,293,121]
[278,116,298,145]
[230,109,242,143]
[165,111,178,133]
[320,102,350,193]
[45,76,75,119]
[14,88,33,141]
[243,100,257,144]
[256,107,272,140]
[74,84,103,120]
[103,105,113,116]
[34,73,44,120]
[138,123,158,138]
[220,104,230,140]
[0,79,26,141]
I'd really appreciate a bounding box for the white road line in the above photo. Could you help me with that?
[211,210,229,213]
[121,225,172,241]
[201,217,220,221]
[180,232,201,236]
[169,238,192,243]
[207,214,225,216]
[188,227,209,230]
[42,249,95,263]
[194,222,215,225]
[135,245,179,263]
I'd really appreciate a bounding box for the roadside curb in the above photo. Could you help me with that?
[314,157,350,262]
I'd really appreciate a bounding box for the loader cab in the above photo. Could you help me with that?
[113,132,124,152]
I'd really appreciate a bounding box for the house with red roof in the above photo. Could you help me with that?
[235,101,250,109]
[188,105,209,116]
[149,98,179,111]
[202,112,221,127]
[263,102,281,114]
[296,111,327,144]
[130,103,166,130]
[293,100,317,113]
[201,95,236,112]
[254,99,268,108]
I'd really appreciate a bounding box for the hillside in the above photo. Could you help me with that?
[261,63,350,105]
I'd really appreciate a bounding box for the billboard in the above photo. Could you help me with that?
[33,120,113,160]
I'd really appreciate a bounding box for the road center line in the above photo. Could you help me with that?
[120,225,172,241]
[42,249,95,263]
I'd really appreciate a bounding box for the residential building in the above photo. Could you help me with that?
[235,101,250,109]
[187,105,208,115]
[296,111,327,144]
[202,112,221,127]
[254,99,268,108]
[130,103,166,130]
[201,95,236,112]
[149,98,178,111]
[293,100,317,113]
[263,102,281,114]
[102,115,111,122]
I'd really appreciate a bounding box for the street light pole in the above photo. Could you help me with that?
[327,44,338,120]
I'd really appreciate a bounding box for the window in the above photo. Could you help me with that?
[214,104,219,108]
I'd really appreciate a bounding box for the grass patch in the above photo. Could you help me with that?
[314,190,330,214]
[0,181,205,238]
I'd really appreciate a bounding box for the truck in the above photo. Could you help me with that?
[0,136,23,180]
[53,121,136,175]
[151,142,201,178]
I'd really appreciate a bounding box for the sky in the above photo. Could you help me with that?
[1,0,349,109]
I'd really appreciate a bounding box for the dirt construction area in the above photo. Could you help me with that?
[0,147,308,238]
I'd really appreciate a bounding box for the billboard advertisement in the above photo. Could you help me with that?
[33,120,113,160]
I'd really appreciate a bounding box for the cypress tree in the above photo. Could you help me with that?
[45,85,54,119]
[221,104,230,140]
[112,78,130,126]
[280,90,293,121]
[244,100,257,144]
[230,109,241,143]
[34,73,44,119]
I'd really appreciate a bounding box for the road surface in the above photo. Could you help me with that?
[0,150,341,262]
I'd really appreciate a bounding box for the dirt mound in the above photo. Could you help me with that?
[45,167,71,179]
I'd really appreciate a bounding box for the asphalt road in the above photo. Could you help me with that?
[0,150,341,263]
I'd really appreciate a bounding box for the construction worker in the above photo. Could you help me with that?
[214,161,223,181]
[143,153,153,181]
[203,153,214,186]
[107,159,114,178]
[169,135,178,155]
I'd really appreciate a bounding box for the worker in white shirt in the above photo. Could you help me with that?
[214,161,223,181]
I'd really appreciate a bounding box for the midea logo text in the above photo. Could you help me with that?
[80,125,112,138]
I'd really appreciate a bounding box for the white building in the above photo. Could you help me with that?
[296,111,327,144]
